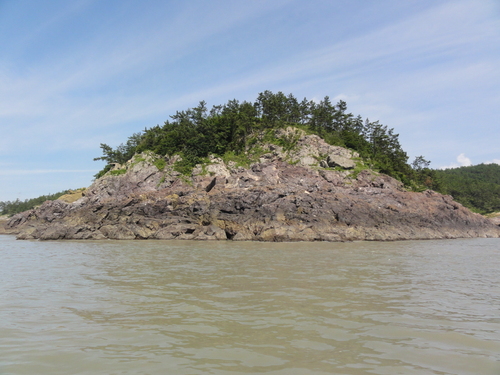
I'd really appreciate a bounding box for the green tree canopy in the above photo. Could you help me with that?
[94,91,419,188]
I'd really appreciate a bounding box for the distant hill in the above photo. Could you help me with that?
[434,163,500,214]
[0,190,71,217]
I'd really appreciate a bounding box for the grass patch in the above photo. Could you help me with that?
[179,175,193,186]
[109,169,127,176]
[261,128,301,152]
[173,157,195,176]
[222,146,267,168]
[94,164,113,179]
[349,161,369,179]
[156,174,166,188]
[222,150,252,168]
[130,154,145,165]
[153,158,166,171]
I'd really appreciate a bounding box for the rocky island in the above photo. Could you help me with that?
[4,127,500,241]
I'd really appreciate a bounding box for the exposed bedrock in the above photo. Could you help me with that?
[5,133,500,241]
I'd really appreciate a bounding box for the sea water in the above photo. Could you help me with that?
[1,235,499,374]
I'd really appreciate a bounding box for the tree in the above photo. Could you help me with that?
[93,91,424,188]
[412,156,431,171]
[94,132,143,165]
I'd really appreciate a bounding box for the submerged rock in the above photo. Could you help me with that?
[5,134,500,241]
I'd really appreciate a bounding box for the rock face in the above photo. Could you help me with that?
[489,214,500,227]
[5,132,500,241]
[321,154,356,169]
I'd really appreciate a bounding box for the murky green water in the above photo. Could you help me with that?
[1,236,499,374]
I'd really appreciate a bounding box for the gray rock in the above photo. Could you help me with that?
[326,154,356,169]
[5,131,500,242]
[489,215,500,226]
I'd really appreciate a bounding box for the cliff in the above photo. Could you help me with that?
[5,129,500,241]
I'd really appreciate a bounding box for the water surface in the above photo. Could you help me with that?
[1,236,499,374]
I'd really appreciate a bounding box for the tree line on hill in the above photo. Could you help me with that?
[433,163,500,214]
[94,91,437,190]
[3,92,497,216]
[0,190,70,217]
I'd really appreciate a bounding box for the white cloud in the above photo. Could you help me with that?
[440,153,473,169]
[457,153,472,166]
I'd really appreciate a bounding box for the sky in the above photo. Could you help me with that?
[1,0,499,201]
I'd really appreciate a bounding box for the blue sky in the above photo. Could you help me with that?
[1,0,499,201]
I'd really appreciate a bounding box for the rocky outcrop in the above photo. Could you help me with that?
[0,216,14,235]
[321,154,356,169]
[5,132,500,241]
[488,213,500,227]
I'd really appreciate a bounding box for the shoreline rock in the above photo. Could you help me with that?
[5,132,500,241]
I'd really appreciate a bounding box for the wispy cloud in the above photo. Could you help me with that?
[0,0,298,154]
[0,0,499,200]
[0,169,97,176]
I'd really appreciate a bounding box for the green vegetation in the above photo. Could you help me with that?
[109,169,127,176]
[89,90,493,216]
[157,174,166,187]
[94,164,113,179]
[94,132,143,166]
[5,92,498,218]
[0,190,72,217]
[349,161,370,180]
[433,164,500,214]
[95,91,433,187]
[173,157,195,175]
[5,90,499,218]
[153,158,166,171]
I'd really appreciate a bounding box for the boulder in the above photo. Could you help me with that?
[326,154,356,169]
